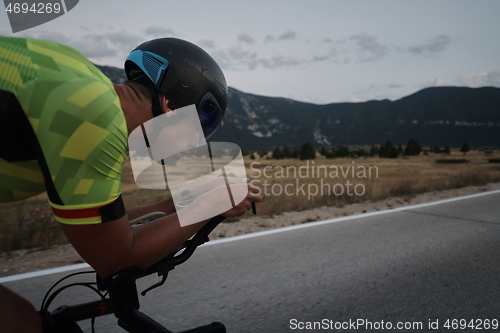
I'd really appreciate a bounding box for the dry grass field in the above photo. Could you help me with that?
[242,150,500,218]
[1,150,500,253]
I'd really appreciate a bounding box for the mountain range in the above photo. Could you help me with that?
[95,64,500,151]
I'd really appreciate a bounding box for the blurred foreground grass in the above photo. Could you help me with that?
[1,150,500,253]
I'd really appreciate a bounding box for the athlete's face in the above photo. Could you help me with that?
[153,111,202,162]
[171,115,201,159]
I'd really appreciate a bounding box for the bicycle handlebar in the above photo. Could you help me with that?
[173,215,226,266]
[41,215,229,333]
[90,215,228,332]
[98,215,226,292]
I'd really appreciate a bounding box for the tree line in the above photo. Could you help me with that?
[242,140,472,160]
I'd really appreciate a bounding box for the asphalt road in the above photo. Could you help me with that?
[3,192,500,332]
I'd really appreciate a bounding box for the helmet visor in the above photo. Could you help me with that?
[198,102,222,139]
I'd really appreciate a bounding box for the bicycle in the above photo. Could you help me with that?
[38,212,233,333]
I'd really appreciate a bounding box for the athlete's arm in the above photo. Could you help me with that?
[125,177,249,221]
[59,183,262,279]
[125,196,177,221]
[61,212,205,279]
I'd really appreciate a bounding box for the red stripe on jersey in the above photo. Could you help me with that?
[51,205,105,220]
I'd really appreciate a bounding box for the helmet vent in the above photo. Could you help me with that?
[142,53,163,84]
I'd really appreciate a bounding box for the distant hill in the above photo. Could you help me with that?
[96,65,128,84]
[95,64,500,150]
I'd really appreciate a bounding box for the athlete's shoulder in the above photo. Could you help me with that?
[32,38,111,82]
[1,35,111,84]
[1,36,115,101]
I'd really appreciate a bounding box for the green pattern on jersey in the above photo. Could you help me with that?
[0,36,128,218]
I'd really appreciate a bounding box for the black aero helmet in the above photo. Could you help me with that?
[125,38,228,139]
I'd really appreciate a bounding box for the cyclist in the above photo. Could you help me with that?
[0,36,262,333]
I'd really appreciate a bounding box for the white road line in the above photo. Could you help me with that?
[205,188,500,246]
[0,263,90,283]
[2,189,500,284]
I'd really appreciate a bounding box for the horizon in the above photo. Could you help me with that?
[226,84,500,105]
[2,1,499,104]
[96,61,500,105]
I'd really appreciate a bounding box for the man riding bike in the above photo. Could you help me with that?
[0,35,262,333]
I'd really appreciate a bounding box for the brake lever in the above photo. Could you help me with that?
[140,234,211,295]
[140,245,181,296]
[141,274,168,296]
[137,216,225,296]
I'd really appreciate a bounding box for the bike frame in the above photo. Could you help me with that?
[39,215,227,333]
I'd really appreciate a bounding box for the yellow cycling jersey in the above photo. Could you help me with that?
[0,36,128,224]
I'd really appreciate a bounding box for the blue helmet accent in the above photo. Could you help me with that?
[125,50,170,87]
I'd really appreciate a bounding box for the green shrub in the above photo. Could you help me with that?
[0,205,67,252]
[299,142,316,160]
[435,159,469,164]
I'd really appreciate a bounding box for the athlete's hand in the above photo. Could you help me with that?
[178,181,262,226]
[220,182,262,218]
[189,177,249,198]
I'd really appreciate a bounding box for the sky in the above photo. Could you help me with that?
[1,0,499,104]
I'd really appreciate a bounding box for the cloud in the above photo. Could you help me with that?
[21,32,122,58]
[76,34,118,58]
[237,33,256,44]
[83,32,143,58]
[265,55,301,68]
[144,26,175,37]
[103,32,143,48]
[277,30,296,40]
[209,48,231,69]
[30,32,71,45]
[37,32,145,59]
[419,78,448,89]
[486,70,500,86]
[349,33,389,61]
[408,35,450,55]
[456,70,500,87]
[216,43,305,71]
[216,32,346,71]
[264,35,274,43]
[199,39,216,49]
[234,56,301,70]
[227,45,255,61]
[311,48,337,62]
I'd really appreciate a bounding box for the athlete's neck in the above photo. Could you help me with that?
[114,84,153,135]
